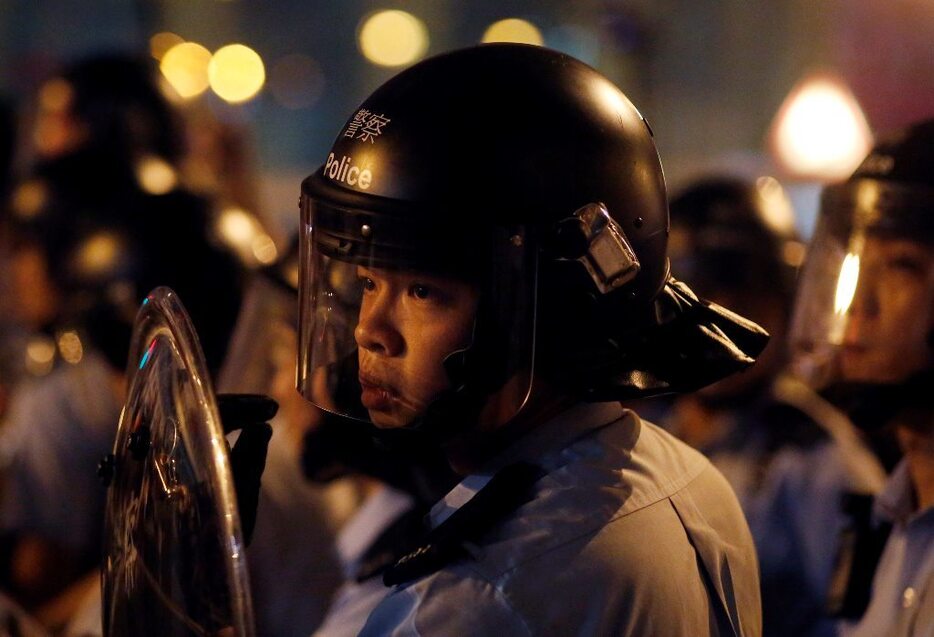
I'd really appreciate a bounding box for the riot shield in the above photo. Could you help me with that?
[102,287,254,637]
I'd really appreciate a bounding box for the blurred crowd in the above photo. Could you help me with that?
[0,48,929,637]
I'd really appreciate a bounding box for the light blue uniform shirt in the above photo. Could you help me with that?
[358,402,762,636]
[0,351,120,558]
[841,460,934,637]
[314,485,414,637]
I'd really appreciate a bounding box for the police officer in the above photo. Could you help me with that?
[297,44,768,635]
[662,177,867,637]
[787,119,934,636]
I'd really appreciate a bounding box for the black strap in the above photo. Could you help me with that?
[827,492,893,619]
[383,462,545,587]
[355,507,430,583]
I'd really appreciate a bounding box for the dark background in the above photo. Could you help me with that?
[1,0,932,237]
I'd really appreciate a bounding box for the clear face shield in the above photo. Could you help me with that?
[217,250,328,444]
[788,180,934,389]
[297,181,537,434]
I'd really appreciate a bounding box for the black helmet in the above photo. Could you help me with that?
[668,177,804,401]
[298,44,767,437]
[820,119,934,243]
[789,118,934,399]
[303,44,668,304]
[669,177,802,307]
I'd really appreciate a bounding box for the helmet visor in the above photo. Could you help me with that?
[297,188,537,431]
[788,184,934,387]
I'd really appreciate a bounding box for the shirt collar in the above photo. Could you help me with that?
[337,485,414,575]
[874,459,920,525]
[483,401,628,472]
[427,401,628,529]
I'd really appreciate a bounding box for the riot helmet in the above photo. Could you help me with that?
[668,177,803,400]
[788,119,934,433]
[298,44,768,438]
[669,177,802,309]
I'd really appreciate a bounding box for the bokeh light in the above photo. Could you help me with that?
[135,155,178,194]
[38,78,72,113]
[481,18,544,46]
[160,41,212,99]
[358,10,429,67]
[269,54,325,109]
[251,234,278,264]
[57,330,84,365]
[755,176,808,267]
[25,337,56,376]
[754,176,796,235]
[74,232,123,279]
[769,73,872,182]
[218,207,259,246]
[209,44,266,104]
[150,32,185,61]
[216,206,276,266]
[11,180,48,219]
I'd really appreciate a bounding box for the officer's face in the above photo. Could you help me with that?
[354,265,479,428]
[842,236,934,383]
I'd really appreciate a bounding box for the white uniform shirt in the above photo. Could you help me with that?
[359,402,762,636]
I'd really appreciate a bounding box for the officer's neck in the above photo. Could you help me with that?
[443,386,575,475]
[671,396,732,450]
[897,423,934,512]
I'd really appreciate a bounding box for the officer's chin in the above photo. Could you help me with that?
[368,409,415,430]
[840,351,904,385]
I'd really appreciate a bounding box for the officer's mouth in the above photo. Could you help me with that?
[359,373,398,411]
[839,343,874,373]
[841,342,869,358]
[359,373,427,416]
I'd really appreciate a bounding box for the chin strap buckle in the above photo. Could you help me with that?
[553,202,641,294]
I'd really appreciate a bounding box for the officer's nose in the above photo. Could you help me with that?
[355,295,403,356]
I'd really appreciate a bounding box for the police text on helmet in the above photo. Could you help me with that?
[324,153,373,190]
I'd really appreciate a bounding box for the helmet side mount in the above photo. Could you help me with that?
[550,202,641,295]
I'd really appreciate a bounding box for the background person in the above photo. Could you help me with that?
[787,119,934,636]
[0,52,244,629]
[659,177,867,636]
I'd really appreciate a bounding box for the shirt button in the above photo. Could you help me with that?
[903,587,916,609]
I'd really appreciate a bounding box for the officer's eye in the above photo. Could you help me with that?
[886,255,925,276]
[410,284,431,300]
